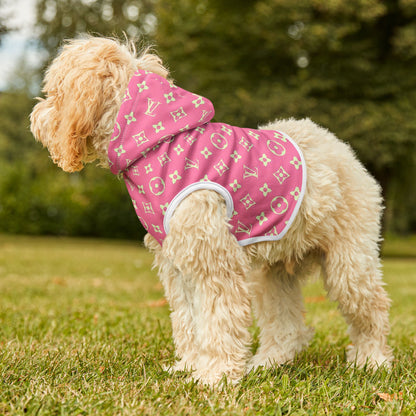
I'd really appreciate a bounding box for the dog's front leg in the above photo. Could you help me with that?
[162,190,252,386]
[145,233,199,372]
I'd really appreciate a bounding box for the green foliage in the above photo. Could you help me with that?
[155,0,416,233]
[0,235,416,414]
[0,91,145,239]
[0,163,144,239]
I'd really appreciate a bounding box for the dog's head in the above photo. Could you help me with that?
[30,36,168,172]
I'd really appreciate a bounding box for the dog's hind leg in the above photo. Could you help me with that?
[162,190,252,385]
[322,242,393,369]
[248,263,314,371]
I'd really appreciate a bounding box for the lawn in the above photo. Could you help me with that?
[0,234,415,415]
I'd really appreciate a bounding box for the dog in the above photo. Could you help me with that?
[30,36,393,385]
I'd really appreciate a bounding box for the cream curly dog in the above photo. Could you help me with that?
[30,36,393,385]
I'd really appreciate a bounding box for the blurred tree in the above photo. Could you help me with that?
[34,0,157,55]
[0,83,143,239]
[156,0,416,233]
[0,0,11,43]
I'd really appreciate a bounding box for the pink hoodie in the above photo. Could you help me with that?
[108,70,306,246]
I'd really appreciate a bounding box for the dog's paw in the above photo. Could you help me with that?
[164,359,194,374]
[346,344,394,370]
[247,352,291,373]
[190,368,241,387]
[248,327,314,373]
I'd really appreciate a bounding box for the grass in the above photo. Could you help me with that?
[0,234,415,415]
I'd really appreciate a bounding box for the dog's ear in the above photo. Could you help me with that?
[31,37,138,172]
[30,70,102,172]
[136,48,169,79]
[30,68,99,171]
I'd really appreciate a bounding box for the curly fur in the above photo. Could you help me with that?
[30,36,393,386]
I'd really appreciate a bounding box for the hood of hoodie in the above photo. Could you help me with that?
[108,70,215,175]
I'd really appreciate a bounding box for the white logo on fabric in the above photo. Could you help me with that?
[267,139,286,156]
[133,131,149,147]
[270,196,289,215]
[184,158,200,170]
[235,221,252,235]
[149,177,166,196]
[243,165,258,179]
[145,98,161,117]
[210,133,228,150]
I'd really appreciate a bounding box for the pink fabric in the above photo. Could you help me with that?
[108,70,306,246]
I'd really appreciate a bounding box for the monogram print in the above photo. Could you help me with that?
[144,98,161,117]
[108,70,306,246]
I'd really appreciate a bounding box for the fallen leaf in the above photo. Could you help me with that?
[52,277,67,286]
[377,392,403,402]
[305,296,326,304]
[147,298,168,308]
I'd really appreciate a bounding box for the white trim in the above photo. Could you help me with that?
[269,130,307,241]
[238,130,307,246]
[163,182,234,235]
[238,234,290,246]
